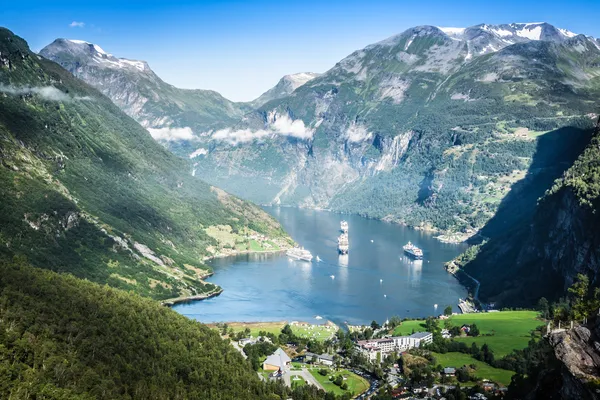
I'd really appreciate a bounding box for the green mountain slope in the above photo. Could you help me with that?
[182,24,600,240]
[0,28,290,300]
[456,117,600,306]
[0,260,293,399]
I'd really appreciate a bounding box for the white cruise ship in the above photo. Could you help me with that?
[286,247,313,261]
[340,220,348,233]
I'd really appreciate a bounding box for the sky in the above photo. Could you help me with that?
[3,0,600,101]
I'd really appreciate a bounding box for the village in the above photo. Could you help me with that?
[213,310,541,399]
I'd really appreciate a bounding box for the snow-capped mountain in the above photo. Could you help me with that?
[41,23,600,240]
[251,72,321,107]
[40,39,248,142]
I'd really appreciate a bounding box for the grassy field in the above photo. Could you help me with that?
[393,311,542,357]
[308,368,369,396]
[431,352,514,386]
[291,324,337,341]
[451,311,542,357]
[210,321,287,337]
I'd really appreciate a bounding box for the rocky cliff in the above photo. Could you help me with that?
[545,321,600,400]
[463,116,600,305]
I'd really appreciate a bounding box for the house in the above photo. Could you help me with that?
[318,353,335,366]
[441,329,452,339]
[461,325,471,334]
[304,352,335,366]
[356,331,432,362]
[263,348,292,371]
[443,367,456,375]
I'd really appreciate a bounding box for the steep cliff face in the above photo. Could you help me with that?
[545,322,600,400]
[464,117,600,305]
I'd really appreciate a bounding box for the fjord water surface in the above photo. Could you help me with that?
[173,207,468,326]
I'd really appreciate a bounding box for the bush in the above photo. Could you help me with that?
[319,369,328,376]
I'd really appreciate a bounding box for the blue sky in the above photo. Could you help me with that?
[3,0,600,101]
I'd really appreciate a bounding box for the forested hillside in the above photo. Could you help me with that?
[0,260,335,399]
[458,116,600,305]
[0,27,291,301]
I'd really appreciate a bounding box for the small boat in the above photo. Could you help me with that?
[370,239,374,243]
[380,279,383,284]
[286,247,313,262]
[330,275,335,279]
[315,315,323,320]
[384,294,387,298]
[316,255,321,262]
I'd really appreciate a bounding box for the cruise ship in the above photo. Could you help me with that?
[340,220,348,233]
[403,242,423,259]
[338,233,349,255]
[286,247,313,261]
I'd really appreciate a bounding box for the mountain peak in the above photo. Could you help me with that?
[40,39,149,73]
[251,72,320,107]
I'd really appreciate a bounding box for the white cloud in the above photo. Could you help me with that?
[189,148,208,158]
[345,122,372,143]
[147,126,195,142]
[211,112,314,145]
[69,21,85,28]
[0,84,93,102]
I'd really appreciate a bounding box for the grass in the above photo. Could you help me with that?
[393,311,543,357]
[308,368,369,396]
[431,352,514,386]
[451,311,542,357]
[211,321,287,337]
[291,324,337,341]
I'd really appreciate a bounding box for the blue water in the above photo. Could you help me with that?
[173,207,468,326]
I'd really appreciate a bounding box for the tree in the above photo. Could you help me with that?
[569,274,593,321]
[444,305,453,316]
[469,324,480,337]
[537,297,550,320]
[371,320,380,330]
[388,316,402,329]
[282,324,294,336]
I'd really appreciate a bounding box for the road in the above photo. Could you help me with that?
[283,368,324,390]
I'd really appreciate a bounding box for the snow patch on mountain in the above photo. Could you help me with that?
[438,27,465,37]
[515,25,542,40]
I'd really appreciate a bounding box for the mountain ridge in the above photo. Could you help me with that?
[0,27,290,301]
[41,22,600,240]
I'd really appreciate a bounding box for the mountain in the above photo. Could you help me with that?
[182,22,600,240]
[0,27,290,301]
[0,260,297,399]
[39,38,249,148]
[454,116,600,306]
[41,23,600,240]
[250,72,321,107]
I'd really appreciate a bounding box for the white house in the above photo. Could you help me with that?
[356,331,433,362]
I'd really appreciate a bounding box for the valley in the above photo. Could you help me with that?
[1,7,600,399]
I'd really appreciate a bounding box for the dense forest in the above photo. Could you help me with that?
[0,260,343,400]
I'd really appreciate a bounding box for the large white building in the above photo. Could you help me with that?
[356,331,433,362]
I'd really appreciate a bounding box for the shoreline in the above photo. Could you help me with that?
[161,287,223,307]
[202,247,289,262]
